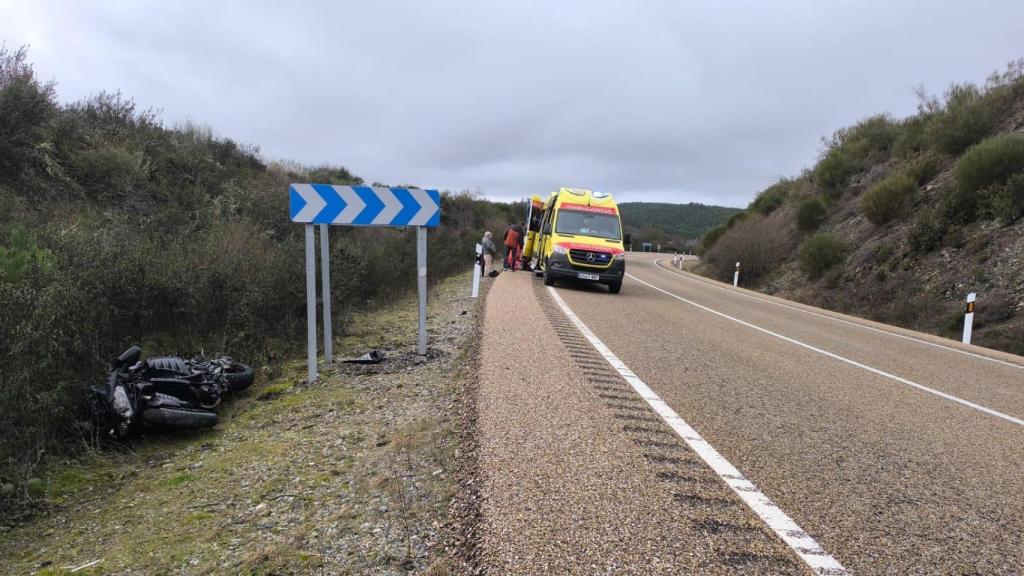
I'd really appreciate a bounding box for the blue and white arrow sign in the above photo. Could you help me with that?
[290,184,441,227]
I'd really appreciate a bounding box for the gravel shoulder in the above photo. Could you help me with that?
[475,271,808,575]
[0,272,484,576]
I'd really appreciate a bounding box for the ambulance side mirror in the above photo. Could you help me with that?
[623,232,631,246]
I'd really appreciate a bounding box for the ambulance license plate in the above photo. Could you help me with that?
[577,272,600,281]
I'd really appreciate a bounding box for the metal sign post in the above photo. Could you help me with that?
[319,224,332,363]
[304,224,318,383]
[291,185,441,381]
[417,226,428,356]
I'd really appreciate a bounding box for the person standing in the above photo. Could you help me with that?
[513,222,525,270]
[481,231,497,276]
[503,224,522,271]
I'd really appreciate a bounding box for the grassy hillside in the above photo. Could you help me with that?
[0,45,518,512]
[697,59,1024,355]
[619,201,741,251]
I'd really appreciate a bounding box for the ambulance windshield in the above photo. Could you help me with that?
[555,209,621,240]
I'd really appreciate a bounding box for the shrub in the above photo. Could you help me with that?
[704,213,794,283]
[71,146,150,200]
[0,225,54,283]
[860,173,917,225]
[892,114,932,159]
[795,197,827,232]
[799,233,846,278]
[699,224,727,255]
[904,152,942,186]
[908,212,945,254]
[726,210,749,228]
[749,179,790,214]
[981,172,1024,224]
[813,115,898,196]
[927,83,996,153]
[954,133,1024,194]
[0,45,57,184]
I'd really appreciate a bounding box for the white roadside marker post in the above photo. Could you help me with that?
[733,261,740,287]
[319,224,332,364]
[962,292,976,345]
[471,243,482,298]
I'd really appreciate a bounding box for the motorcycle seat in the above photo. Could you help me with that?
[143,356,190,378]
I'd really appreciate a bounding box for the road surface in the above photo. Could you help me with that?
[475,253,1024,575]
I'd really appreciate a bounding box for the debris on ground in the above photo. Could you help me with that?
[341,350,385,364]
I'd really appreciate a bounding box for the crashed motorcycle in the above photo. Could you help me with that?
[90,346,254,439]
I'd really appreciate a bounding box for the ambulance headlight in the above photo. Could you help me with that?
[614,252,626,260]
[553,245,568,255]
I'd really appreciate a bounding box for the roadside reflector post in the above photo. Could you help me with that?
[305,224,318,383]
[471,243,482,298]
[417,226,428,356]
[319,224,333,364]
[733,262,740,287]
[962,292,976,345]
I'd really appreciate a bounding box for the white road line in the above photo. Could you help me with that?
[547,286,849,576]
[627,273,1024,427]
[651,259,1024,371]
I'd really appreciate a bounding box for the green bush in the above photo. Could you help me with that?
[954,133,1024,194]
[860,173,917,225]
[0,226,53,283]
[892,114,932,159]
[904,152,942,186]
[726,210,748,228]
[813,115,898,196]
[795,197,827,232]
[0,46,57,184]
[72,146,150,200]
[981,172,1024,224]
[908,212,945,254]
[927,83,996,153]
[749,179,790,214]
[699,224,727,254]
[799,233,846,278]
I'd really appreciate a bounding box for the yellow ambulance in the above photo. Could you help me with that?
[529,188,628,294]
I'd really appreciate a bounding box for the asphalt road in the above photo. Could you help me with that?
[561,253,1024,574]
[477,253,1024,575]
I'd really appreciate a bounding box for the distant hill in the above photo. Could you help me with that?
[618,202,742,247]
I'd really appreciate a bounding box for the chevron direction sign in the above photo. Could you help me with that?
[290,184,441,227]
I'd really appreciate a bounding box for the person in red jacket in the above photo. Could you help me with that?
[503,224,522,271]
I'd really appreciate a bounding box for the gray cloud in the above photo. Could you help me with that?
[2,0,1022,206]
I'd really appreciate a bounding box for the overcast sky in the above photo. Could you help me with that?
[2,1,1022,206]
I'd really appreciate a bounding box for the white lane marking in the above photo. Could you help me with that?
[628,273,1024,427]
[652,259,1024,371]
[547,286,849,576]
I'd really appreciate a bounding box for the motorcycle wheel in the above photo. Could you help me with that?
[142,406,218,429]
[221,362,255,390]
